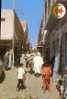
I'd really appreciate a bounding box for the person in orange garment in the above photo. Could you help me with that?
[41,61,52,92]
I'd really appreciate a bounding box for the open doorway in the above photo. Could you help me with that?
[0,46,10,60]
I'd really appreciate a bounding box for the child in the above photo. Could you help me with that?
[17,63,26,91]
[41,63,52,92]
[56,79,64,98]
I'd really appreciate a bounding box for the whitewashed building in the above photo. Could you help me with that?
[1,9,25,65]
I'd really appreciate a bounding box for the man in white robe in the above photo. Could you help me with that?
[33,52,44,74]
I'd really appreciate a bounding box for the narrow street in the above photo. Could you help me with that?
[0,67,59,99]
[1,0,67,99]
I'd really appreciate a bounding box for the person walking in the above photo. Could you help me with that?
[33,52,44,76]
[17,63,26,91]
[41,62,52,92]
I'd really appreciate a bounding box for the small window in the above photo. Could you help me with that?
[1,18,5,21]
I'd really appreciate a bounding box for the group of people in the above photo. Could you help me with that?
[0,48,66,99]
[17,51,52,92]
[2,50,67,99]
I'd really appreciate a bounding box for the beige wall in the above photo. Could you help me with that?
[1,9,24,47]
[1,9,14,40]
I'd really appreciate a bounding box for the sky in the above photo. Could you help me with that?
[2,0,44,48]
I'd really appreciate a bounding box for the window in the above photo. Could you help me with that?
[1,18,5,21]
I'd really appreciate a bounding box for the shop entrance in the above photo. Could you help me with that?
[0,46,10,60]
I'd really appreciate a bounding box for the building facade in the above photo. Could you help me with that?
[1,9,28,65]
[44,0,67,80]
[38,0,67,81]
[37,16,45,55]
[20,21,30,53]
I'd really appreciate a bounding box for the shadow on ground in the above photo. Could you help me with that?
[0,71,5,83]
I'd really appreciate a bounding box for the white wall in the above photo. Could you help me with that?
[1,9,14,40]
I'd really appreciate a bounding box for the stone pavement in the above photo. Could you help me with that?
[0,67,60,99]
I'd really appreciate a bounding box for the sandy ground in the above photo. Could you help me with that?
[0,67,60,99]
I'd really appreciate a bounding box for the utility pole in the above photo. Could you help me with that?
[12,0,16,66]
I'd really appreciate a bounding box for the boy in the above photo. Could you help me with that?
[41,62,52,92]
[17,63,26,91]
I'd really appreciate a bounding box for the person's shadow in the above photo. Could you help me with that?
[0,71,5,83]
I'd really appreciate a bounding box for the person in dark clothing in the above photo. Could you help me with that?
[51,56,55,75]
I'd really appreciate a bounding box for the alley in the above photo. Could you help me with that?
[0,67,59,99]
[1,0,67,99]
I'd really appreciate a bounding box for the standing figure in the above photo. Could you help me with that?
[4,51,9,70]
[64,87,67,99]
[17,63,26,91]
[41,63,52,92]
[56,79,64,99]
[33,52,44,76]
[8,51,12,69]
